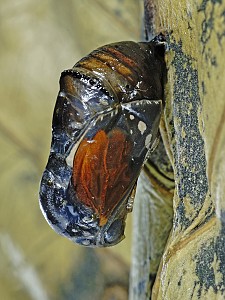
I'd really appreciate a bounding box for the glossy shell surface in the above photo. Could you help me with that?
[39,39,165,247]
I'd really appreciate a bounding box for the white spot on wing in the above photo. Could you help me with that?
[82,239,91,246]
[138,121,147,135]
[66,143,79,167]
[130,114,135,120]
[58,91,66,98]
[66,124,92,167]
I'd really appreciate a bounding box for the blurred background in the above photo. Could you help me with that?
[0,1,142,299]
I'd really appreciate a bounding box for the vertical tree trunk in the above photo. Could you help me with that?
[130,0,225,299]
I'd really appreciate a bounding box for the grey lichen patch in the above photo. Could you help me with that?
[194,232,225,297]
[169,41,210,229]
[153,216,223,299]
[198,0,225,55]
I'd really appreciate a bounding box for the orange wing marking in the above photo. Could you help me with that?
[72,129,132,225]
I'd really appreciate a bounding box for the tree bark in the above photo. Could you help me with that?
[130,0,225,299]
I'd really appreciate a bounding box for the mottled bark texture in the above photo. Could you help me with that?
[130,0,225,299]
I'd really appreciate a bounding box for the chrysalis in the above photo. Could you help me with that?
[39,36,166,247]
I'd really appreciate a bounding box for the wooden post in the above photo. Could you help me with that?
[130,0,225,299]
